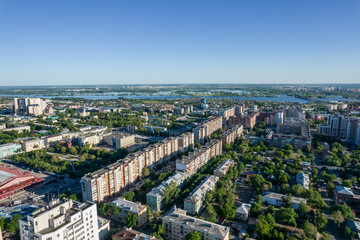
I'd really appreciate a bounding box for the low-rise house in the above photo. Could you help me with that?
[1,125,31,133]
[235,203,251,221]
[0,143,22,158]
[110,198,147,227]
[335,186,355,203]
[112,227,159,240]
[162,207,230,240]
[347,220,360,233]
[147,172,188,211]
[214,159,235,179]
[21,138,46,152]
[263,192,306,210]
[43,134,63,146]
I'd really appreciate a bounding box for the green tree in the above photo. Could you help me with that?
[250,174,267,193]
[303,221,317,239]
[110,205,119,219]
[332,205,355,220]
[0,217,5,230]
[255,215,272,238]
[276,207,298,227]
[205,203,217,222]
[316,213,328,230]
[163,181,180,205]
[126,214,139,228]
[331,210,344,226]
[142,166,150,177]
[185,231,202,240]
[6,214,22,232]
[298,201,309,216]
[250,202,262,217]
[61,146,67,154]
[99,203,110,215]
[342,180,353,188]
[123,192,135,202]
[69,146,77,155]
[321,233,331,240]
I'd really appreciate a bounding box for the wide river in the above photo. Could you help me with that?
[1,94,359,103]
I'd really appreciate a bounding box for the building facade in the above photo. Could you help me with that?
[19,199,100,240]
[184,175,219,215]
[162,207,230,240]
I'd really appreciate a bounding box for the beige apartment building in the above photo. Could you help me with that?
[162,207,230,240]
[110,198,147,227]
[184,175,219,214]
[213,159,235,179]
[81,116,225,203]
[193,116,222,144]
[220,125,243,146]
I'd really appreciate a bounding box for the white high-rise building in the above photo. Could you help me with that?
[19,199,100,240]
[12,97,48,116]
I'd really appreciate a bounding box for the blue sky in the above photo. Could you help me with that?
[0,0,359,85]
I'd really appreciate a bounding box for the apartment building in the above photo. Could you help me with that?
[19,199,100,240]
[1,125,31,133]
[146,172,188,211]
[220,125,243,146]
[0,143,22,158]
[272,121,312,150]
[104,133,135,149]
[258,110,284,126]
[176,139,222,176]
[162,207,230,240]
[78,135,101,147]
[184,175,219,215]
[263,192,307,210]
[110,198,147,227]
[319,114,360,145]
[296,172,310,190]
[220,106,235,126]
[193,116,222,144]
[213,159,235,179]
[21,139,46,152]
[319,114,349,139]
[112,227,159,240]
[43,134,63,147]
[81,161,126,202]
[82,116,222,203]
[177,132,194,153]
[227,112,258,129]
[12,97,48,116]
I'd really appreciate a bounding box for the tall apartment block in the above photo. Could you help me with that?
[82,116,225,202]
[184,175,219,215]
[177,132,194,153]
[19,199,100,240]
[176,139,222,176]
[319,114,360,145]
[162,207,230,240]
[272,121,312,150]
[82,131,184,202]
[193,116,222,144]
[220,106,236,126]
[220,125,243,146]
[12,97,48,116]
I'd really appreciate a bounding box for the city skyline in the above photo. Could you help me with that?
[0,0,359,86]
